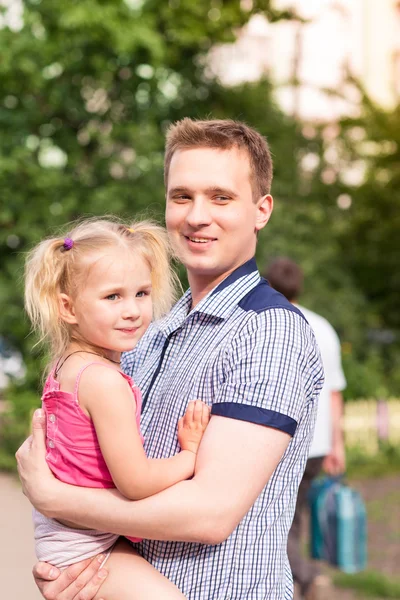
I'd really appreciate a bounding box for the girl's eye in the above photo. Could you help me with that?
[106,293,119,300]
[136,290,150,298]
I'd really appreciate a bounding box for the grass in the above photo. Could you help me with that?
[333,570,400,598]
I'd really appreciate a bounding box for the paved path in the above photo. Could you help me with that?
[1,473,42,599]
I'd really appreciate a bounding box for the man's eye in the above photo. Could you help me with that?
[215,196,230,202]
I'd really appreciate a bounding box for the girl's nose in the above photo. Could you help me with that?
[122,299,140,319]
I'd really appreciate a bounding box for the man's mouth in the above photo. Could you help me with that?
[185,236,216,243]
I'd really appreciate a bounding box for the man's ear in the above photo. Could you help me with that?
[58,293,78,325]
[255,194,273,232]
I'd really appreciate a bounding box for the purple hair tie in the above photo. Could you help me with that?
[63,237,74,251]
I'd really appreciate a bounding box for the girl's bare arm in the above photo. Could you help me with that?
[79,367,209,500]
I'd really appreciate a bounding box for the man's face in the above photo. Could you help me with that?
[165,146,272,291]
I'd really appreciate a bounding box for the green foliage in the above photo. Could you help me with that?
[0,0,295,461]
[337,97,400,333]
[342,351,388,401]
[346,442,400,479]
[1,1,400,464]
[310,88,400,399]
[333,570,400,598]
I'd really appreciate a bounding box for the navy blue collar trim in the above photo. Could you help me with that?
[210,257,258,296]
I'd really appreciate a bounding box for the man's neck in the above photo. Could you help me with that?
[189,272,234,308]
[189,279,219,308]
[188,262,251,308]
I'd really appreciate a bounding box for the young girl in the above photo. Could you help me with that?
[24,217,210,599]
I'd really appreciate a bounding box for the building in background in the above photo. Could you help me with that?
[211,0,400,121]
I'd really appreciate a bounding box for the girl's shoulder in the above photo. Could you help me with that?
[55,354,131,396]
[76,362,136,414]
[76,361,135,395]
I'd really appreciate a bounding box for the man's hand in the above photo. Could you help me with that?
[324,390,346,476]
[323,438,346,476]
[33,555,108,600]
[15,409,58,514]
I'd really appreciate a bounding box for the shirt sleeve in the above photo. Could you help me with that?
[211,308,324,437]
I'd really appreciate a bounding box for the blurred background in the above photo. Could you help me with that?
[0,0,399,598]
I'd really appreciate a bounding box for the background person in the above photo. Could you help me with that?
[17,119,324,600]
[266,257,347,600]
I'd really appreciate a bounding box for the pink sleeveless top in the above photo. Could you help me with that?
[42,363,143,542]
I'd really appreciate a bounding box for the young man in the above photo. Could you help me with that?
[266,257,346,600]
[17,119,324,600]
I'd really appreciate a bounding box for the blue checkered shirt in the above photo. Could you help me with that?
[122,258,324,599]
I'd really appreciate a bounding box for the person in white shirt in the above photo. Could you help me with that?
[266,257,346,600]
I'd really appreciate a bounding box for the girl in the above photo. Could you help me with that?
[24,217,210,599]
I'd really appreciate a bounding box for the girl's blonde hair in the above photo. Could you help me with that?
[25,217,181,358]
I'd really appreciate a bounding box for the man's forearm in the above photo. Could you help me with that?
[46,477,221,544]
[331,390,344,446]
[26,414,288,548]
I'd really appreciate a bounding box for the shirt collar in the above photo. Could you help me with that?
[156,257,260,335]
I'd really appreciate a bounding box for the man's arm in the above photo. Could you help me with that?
[323,390,346,475]
[18,408,290,600]
[18,410,291,545]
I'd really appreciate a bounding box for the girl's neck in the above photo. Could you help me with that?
[67,340,121,365]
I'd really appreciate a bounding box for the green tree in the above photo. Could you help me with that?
[1,0,299,464]
[338,93,400,397]
[337,94,400,332]
[1,2,397,467]
[292,85,400,398]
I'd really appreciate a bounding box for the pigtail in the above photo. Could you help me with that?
[126,220,181,319]
[24,237,72,357]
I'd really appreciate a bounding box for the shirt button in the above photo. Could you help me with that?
[49,414,56,423]
[48,440,55,448]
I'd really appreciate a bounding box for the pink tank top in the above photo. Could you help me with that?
[42,362,143,542]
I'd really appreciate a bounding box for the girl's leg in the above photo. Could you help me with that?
[93,538,186,600]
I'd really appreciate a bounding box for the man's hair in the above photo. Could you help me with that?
[164,118,273,199]
[265,257,303,302]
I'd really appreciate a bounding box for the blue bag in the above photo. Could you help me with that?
[309,475,367,573]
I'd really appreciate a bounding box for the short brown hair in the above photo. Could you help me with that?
[265,257,303,302]
[164,118,273,198]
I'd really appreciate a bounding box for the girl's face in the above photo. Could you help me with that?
[59,247,153,361]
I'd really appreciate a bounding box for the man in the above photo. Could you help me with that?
[266,257,346,600]
[17,119,323,600]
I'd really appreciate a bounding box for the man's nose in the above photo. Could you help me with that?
[185,198,212,228]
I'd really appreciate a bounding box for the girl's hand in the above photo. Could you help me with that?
[177,400,210,454]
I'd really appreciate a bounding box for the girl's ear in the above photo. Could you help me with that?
[58,293,78,325]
